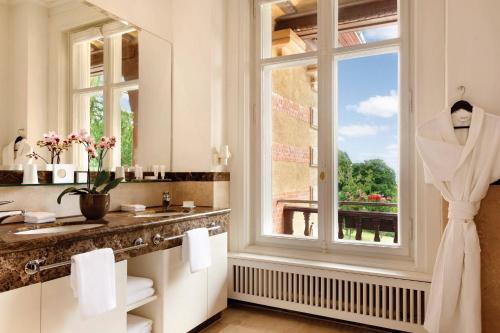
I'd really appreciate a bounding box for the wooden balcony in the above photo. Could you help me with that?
[280,201,398,243]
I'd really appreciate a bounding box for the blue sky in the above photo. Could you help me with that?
[337,52,399,172]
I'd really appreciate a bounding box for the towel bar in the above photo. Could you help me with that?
[24,238,148,275]
[152,225,221,245]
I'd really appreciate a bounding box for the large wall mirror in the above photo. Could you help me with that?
[0,0,172,184]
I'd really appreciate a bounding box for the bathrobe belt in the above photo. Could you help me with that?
[448,201,479,222]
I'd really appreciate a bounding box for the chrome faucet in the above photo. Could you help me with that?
[0,200,24,224]
[162,192,171,210]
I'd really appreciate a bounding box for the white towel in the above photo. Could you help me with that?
[182,228,211,273]
[70,248,116,319]
[121,204,146,212]
[24,212,56,223]
[127,314,153,333]
[127,276,154,295]
[126,287,155,306]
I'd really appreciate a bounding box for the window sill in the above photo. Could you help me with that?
[231,245,432,283]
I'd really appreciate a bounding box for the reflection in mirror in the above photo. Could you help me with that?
[0,0,172,184]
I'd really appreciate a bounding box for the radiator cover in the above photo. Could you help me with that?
[228,258,430,333]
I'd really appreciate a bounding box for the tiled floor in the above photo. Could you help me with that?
[201,304,388,333]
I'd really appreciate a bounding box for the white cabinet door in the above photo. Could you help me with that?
[0,283,41,333]
[163,244,207,333]
[207,232,228,317]
[41,261,127,333]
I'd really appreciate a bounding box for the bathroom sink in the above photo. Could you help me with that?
[14,224,104,235]
[134,212,186,218]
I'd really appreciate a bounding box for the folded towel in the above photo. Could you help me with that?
[121,204,146,212]
[24,212,56,223]
[127,314,153,333]
[127,276,154,296]
[126,287,155,306]
[70,248,116,319]
[182,228,211,273]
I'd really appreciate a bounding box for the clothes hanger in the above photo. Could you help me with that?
[14,128,25,144]
[451,86,472,129]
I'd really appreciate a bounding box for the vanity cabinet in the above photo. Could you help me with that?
[128,232,228,333]
[0,283,41,333]
[0,233,227,333]
[40,261,127,333]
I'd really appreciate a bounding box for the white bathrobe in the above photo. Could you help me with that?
[416,106,500,333]
[2,138,33,166]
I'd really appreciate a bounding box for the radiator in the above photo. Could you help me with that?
[228,258,430,332]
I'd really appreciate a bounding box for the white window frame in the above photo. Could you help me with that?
[252,0,413,260]
[70,22,139,170]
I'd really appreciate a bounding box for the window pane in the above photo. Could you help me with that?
[261,0,317,59]
[88,92,104,170]
[335,52,399,244]
[120,89,138,166]
[337,0,398,47]
[116,31,139,83]
[265,62,318,238]
[72,37,104,89]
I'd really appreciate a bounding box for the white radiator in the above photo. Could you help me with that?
[228,258,430,332]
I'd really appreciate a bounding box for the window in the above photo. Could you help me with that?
[255,0,410,255]
[70,22,139,170]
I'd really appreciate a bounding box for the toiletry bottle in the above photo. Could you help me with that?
[162,192,171,210]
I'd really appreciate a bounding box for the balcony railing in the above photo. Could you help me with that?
[279,200,398,243]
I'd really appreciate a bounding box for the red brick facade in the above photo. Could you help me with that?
[272,92,311,122]
[272,143,310,164]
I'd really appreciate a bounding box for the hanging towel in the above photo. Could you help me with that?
[126,287,155,306]
[24,212,56,224]
[182,228,211,273]
[127,276,154,295]
[127,314,153,333]
[70,248,116,319]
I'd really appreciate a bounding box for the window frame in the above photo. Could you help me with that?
[70,22,139,170]
[252,0,413,259]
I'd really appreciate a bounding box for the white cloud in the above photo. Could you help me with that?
[346,90,398,118]
[338,124,379,137]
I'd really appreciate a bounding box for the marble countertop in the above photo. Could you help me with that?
[0,206,230,255]
[0,206,230,292]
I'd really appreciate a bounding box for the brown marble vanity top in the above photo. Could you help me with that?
[0,206,230,255]
[0,206,230,292]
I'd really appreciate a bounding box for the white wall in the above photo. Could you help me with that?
[5,1,48,153]
[446,0,500,115]
[137,31,172,167]
[0,2,8,149]
[412,0,447,273]
[171,0,228,171]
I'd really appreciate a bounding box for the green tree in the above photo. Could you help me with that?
[337,151,397,212]
[120,109,133,166]
[89,93,104,170]
[352,159,397,198]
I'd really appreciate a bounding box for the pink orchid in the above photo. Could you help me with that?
[86,146,97,159]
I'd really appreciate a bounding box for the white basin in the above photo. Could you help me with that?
[134,212,186,218]
[14,224,104,235]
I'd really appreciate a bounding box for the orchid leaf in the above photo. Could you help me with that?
[92,171,109,191]
[57,187,79,204]
[101,178,123,194]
